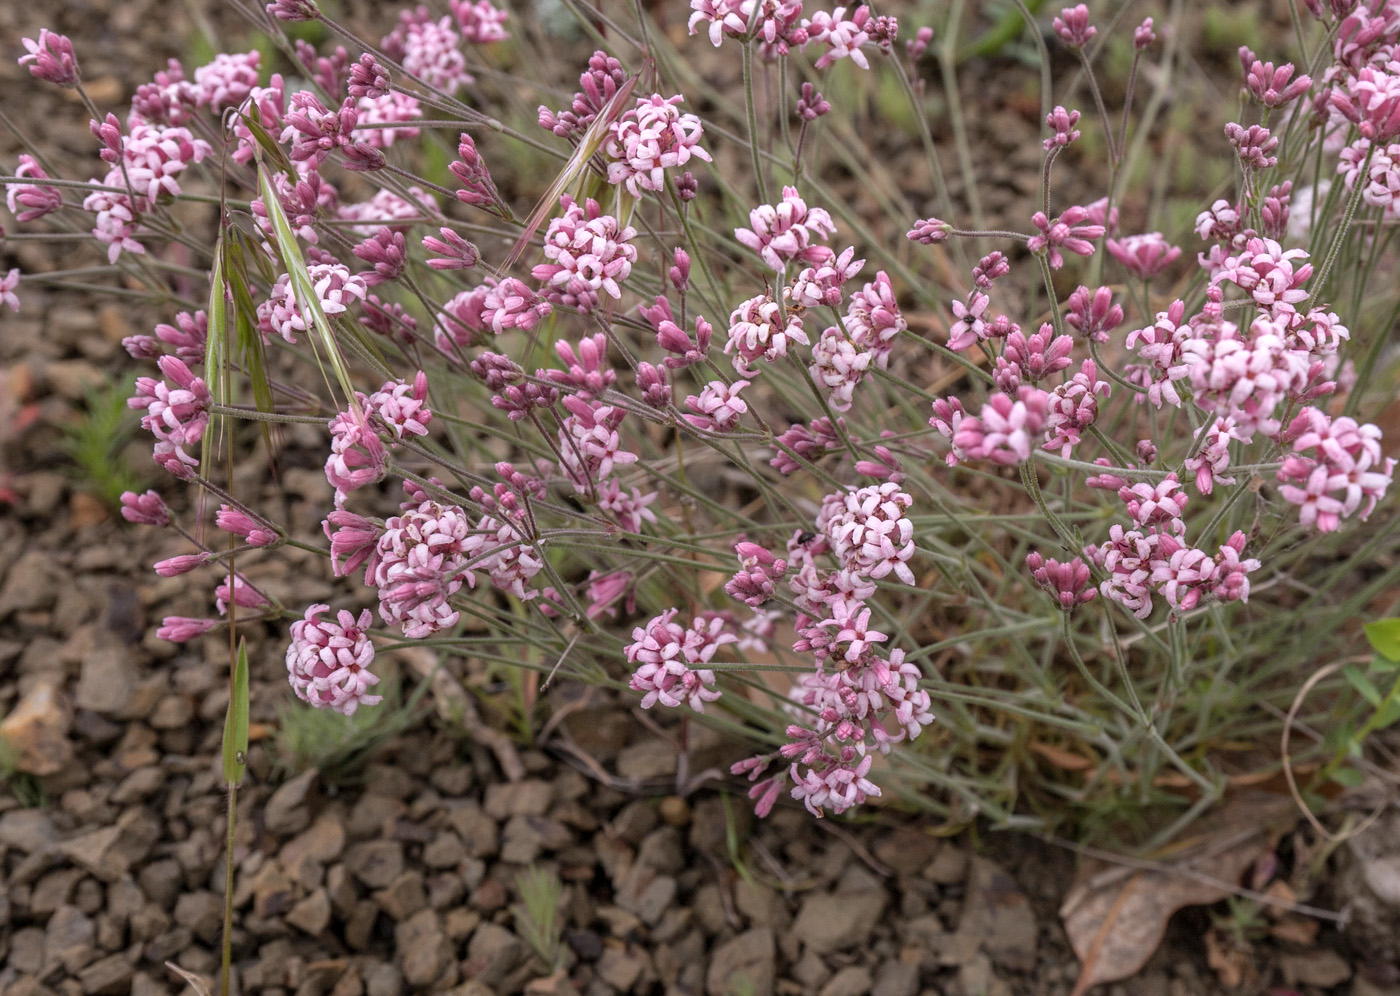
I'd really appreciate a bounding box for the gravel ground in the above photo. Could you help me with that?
[3,3,1398,995]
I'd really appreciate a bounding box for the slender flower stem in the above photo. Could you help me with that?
[741,41,769,206]
[1311,142,1375,301]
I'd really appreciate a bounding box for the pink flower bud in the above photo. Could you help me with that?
[669,248,690,292]
[121,490,171,527]
[1134,18,1155,50]
[154,553,209,577]
[157,616,217,642]
[19,30,79,87]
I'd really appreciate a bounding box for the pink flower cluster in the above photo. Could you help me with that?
[735,185,836,272]
[1278,409,1395,531]
[531,195,638,314]
[257,264,369,344]
[605,93,712,198]
[808,271,904,411]
[128,356,211,477]
[816,482,917,586]
[286,604,381,715]
[626,608,734,711]
[371,491,480,638]
[1084,474,1259,617]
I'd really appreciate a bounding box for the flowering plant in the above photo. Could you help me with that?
[7,0,1400,833]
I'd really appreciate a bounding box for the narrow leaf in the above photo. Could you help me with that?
[255,159,358,408]
[222,638,250,787]
[504,69,640,272]
[1344,663,1383,708]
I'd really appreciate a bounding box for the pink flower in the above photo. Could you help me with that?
[1225,122,1279,171]
[193,51,261,111]
[1,269,20,313]
[384,8,473,93]
[726,294,810,375]
[947,292,989,351]
[539,50,627,139]
[352,227,406,285]
[1044,105,1081,150]
[267,0,319,20]
[1043,359,1110,456]
[626,609,730,712]
[129,356,211,448]
[558,397,638,492]
[422,228,479,270]
[326,407,388,501]
[1003,323,1074,383]
[121,490,171,527]
[907,216,951,244]
[797,82,831,119]
[6,155,62,223]
[1339,138,1400,214]
[437,278,552,349]
[1064,285,1124,342]
[1330,65,1400,143]
[690,0,804,55]
[789,247,865,308]
[449,133,501,209]
[545,330,619,401]
[476,514,543,599]
[257,264,368,344]
[353,92,422,150]
[1028,207,1105,269]
[789,752,880,816]
[19,30,79,86]
[154,553,209,577]
[951,387,1050,466]
[216,575,272,615]
[150,310,208,364]
[287,604,381,716]
[452,0,510,42]
[1184,417,1241,495]
[532,195,638,314]
[348,53,391,99]
[1277,408,1395,531]
[158,616,217,642]
[735,186,836,271]
[216,506,278,547]
[605,94,712,198]
[368,373,432,441]
[596,478,658,533]
[1119,473,1189,530]
[1134,18,1155,49]
[372,496,481,638]
[804,6,877,70]
[1052,4,1096,47]
[1106,233,1182,281]
[82,188,144,263]
[1241,51,1311,108]
[684,380,750,432]
[1026,552,1096,609]
[817,482,918,586]
[324,509,382,582]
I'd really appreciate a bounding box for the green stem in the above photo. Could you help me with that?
[742,41,769,206]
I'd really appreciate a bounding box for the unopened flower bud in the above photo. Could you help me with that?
[154,553,209,577]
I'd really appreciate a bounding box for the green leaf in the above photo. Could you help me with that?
[255,159,358,409]
[222,639,250,787]
[1330,766,1364,788]
[1365,618,1400,662]
[1344,664,1383,708]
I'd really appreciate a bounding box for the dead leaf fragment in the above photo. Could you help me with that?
[1060,794,1294,995]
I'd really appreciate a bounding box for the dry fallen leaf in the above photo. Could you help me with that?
[1060,794,1295,995]
[1205,925,1255,989]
